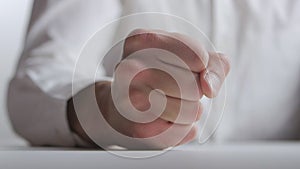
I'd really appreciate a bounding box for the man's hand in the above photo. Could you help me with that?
[68,29,230,149]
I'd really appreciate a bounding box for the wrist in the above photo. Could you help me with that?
[95,81,112,120]
[67,81,112,147]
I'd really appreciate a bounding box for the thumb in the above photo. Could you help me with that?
[200,52,230,98]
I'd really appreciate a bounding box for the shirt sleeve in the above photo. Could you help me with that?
[7,0,121,147]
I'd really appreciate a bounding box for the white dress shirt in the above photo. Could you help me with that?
[7,0,300,147]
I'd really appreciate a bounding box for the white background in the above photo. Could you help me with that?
[0,0,32,146]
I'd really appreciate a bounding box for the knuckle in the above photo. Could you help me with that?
[172,32,208,70]
[200,48,210,67]
[139,32,160,43]
[124,29,161,57]
[188,47,202,65]
[128,28,147,36]
[189,50,207,72]
[124,29,147,54]
[127,29,160,43]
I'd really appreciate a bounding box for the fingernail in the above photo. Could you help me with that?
[204,71,221,97]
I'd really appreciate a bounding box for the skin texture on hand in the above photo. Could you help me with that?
[67,29,230,149]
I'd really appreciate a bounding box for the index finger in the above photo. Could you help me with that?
[123,29,209,73]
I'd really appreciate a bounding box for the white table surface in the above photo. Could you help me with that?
[1,142,300,169]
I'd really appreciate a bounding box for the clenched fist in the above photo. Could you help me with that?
[68,29,230,150]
